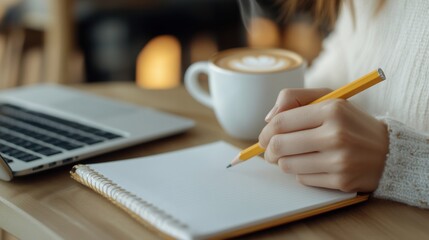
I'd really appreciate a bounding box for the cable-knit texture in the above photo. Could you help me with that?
[306,0,429,208]
[373,118,429,208]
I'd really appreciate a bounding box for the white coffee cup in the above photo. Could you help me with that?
[185,48,305,140]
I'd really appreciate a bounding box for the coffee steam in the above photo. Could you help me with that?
[238,0,266,32]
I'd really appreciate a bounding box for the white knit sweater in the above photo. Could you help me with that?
[306,0,429,208]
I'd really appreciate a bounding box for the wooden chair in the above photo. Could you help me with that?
[0,0,82,89]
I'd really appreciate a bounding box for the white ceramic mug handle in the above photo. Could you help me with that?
[184,62,213,108]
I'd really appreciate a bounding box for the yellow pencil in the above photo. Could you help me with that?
[227,68,386,168]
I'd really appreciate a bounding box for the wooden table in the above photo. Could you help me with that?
[0,82,428,240]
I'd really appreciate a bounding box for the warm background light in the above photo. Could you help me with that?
[136,35,181,89]
[247,17,280,48]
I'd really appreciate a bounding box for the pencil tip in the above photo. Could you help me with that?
[226,164,232,169]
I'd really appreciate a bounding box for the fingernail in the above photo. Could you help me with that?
[265,104,279,122]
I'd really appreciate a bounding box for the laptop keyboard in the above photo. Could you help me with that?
[0,103,123,164]
[0,143,41,162]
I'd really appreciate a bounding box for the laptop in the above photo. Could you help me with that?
[0,84,194,181]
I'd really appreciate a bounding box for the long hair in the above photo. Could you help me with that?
[280,0,385,32]
[280,0,342,31]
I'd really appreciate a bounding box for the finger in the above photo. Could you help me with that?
[265,88,332,122]
[259,102,326,148]
[296,173,348,191]
[264,128,326,164]
[278,152,333,174]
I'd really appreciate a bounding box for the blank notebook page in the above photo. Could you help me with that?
[87,141,356,239]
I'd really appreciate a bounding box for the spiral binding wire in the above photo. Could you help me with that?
[71,165,191,240]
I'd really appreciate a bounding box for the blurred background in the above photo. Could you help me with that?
[0,0,325,90]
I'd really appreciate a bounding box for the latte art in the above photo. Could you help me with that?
[213,49,301,73]
[230,55,290,72]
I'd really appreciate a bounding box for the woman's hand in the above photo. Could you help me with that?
[259,88,389,192]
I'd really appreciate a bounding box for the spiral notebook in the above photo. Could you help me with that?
[71,141,368,240]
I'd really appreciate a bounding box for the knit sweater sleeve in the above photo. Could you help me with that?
[373,117,429,208]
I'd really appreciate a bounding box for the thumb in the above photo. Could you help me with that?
[265,88,332,122]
